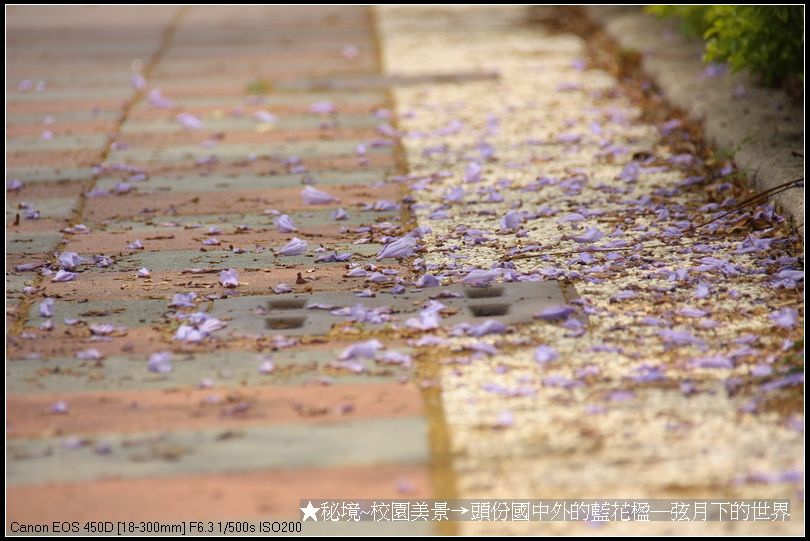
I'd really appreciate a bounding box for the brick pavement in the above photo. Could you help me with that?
[8,6,433,534]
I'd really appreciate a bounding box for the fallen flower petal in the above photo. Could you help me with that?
[176,112,204,130]
[301,185,339,205]
[76,349,103,361]
[500,210,523,232]
[39,298,54,318]
[534,345,558,364]
[51,269,77,282]
[148,352,173,373]
[376,237,417,260]
[534,305,576,321]
[57,252,84,269]
[274,214,297,233]
[339,339,384,360]
[277,237,308,256]
[771,307,798,329]
[170,292,197,309]
[219,268,239,288]
[273,283,293,294]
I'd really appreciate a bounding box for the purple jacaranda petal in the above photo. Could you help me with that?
[273,283,293,294]
[406,300,444,330]
[170,292,197,308]
[258,357,275,374]
[777,270,804,282]
[57,252,84,269]
[339,339,383,361]
[52,401,69,414]
[608,390,634,401]
[331,208,348,220]
[148,351,172,373]
[147,88,174,109]
[376,350,412,367]
[534,305,576,321]
[612,290,636,301]
[568,227,604,243]
[461,269,502,285]
[219,268,239,288]
[174,324,204,342]
[51,269,77,282]
[7,179,23,192]
[690,355,734,369]
[760,373,804,392]
[370,199,399,211]
[493,411,514,428]
[632,363,667,382]
[678,306,707,318]
[345,267,368,277]
[277,237,308,256]
[274,214,297,233]
[127,239,144,250]
[76,349,103,361]
[254,110,277,123]
[316,251,350,263]
[341,44,359,60]
[465,319,508,337]
[771,307,798,329]
[659,329,704,348]
[751,364,773,377]
[485,188,503,202]
[39,298,54,318]
[176,112,203,130]
[407,226,432,239]
[202,237,220,246]
[198,316,226,334]
[641,316,665,326]
[328,360,366,373]
[301,185,339,205]
[16,262,45,272]
[414,273,440,288]
[465,162,482,183]
[617,161,641,183]
[694,282,710,299]
[342,303,390,324]
[89,324,126,336]
[310,101,335,114]
[543,374,579,388]
[558,213,585,224]
[443,186,465,203]
[534,345,558,364]
[131,71,147,90]
[500,210,523,232]
[376,237,417,260]
[137,267,151,278]
[735,235,776,254]
[366,272,390,283]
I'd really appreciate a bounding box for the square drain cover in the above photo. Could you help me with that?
[211,281,581,336]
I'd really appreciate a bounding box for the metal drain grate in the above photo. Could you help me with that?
[211,280,582,336]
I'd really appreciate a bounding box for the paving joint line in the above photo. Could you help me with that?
[9,6,189,336]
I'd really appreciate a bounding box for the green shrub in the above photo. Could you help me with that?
[646,5,804,86]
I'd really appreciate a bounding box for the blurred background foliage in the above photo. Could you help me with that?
[646,5,804,86]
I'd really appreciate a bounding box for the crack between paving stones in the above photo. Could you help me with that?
[9,6,189,336]
[368,6,461,535]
